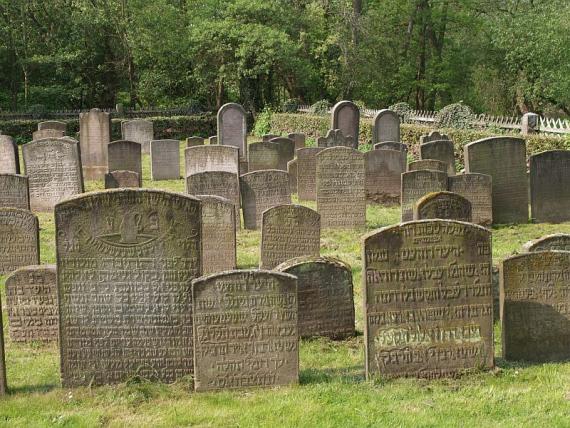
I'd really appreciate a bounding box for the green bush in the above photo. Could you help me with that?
[281,98,299,113]
[310,100,331,115]
[435,102,474,129]
[389,102,413,122]
[252,108,273,137]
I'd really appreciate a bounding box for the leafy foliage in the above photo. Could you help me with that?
[389,102,413,122]
[310,100,331,115]
[435,103,475,129]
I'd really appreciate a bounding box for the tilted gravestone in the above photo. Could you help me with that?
[464,137,528,223]
[0,135,20,174]
[22,138,84,212]
[240,170,291,230]
[262,134,280,142]
[364,149,404,205]
[363,220,494,379]
[6,265,58,343]
[150,139,180,180]
[217,103,247,160]
[373,109,400,144]
[331,101,360,144]
[420,139,456,175]
[287,159,297,194]
[420,131,450,145]
[33,129,65,140]
[374,141,407,171]
[0,208,39,275]
[0,174,29,209]
[107,140,142,185]
[192,270,298,392]
[317,147,365,228]
[448,173,493,226]
[185,145,239,177]
[523,234,570,252]
[275,256,355,339]
[56,189,201,387]
[260,204,320,269]
[297,148,324,201]
[186,136,205,147]
[121,119,153,154]
[317,129,355,149]
[288,133,306,151]
[501,251,570,362]
[408,159,448,173]
[248,142,281,172]
[413,191,472,222]
[104,170,140,189]
[269,137,295,170]
[401,170,448,222]
[38,121,67,133]
[79,108,110,180]
[196,195,237,275]
[530,150,570,223]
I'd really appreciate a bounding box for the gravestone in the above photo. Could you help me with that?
[150,139,180,180]
[33,129,65,140]
[185,145,239,176]
[465,137,528,223]
[287,159,297,194]
[208,136,218,145]
[374,141,407,171]
[413,191,472,222]
[107,140,142,185]
[22,138,84,211]
[217,103,247,159]
[262,134,280,142]
[364,149,404,205]
[501,251,570,362]
[316,147,365,229]
[448,173,493,226]
[5,265,58,343]
[104,170,140,189]
[79,108,110,180]
[317,129,355,149]
[331,101,360,143]
[121,119,153,154]
[420,131,450,145]
[530,150,570,223]
[408,159,448,173]
[0,303,5,394]
[363,220,494,379]
[197,195,237,275]
[240,170,291,230]
[373,109,400,144]
[56,189,201,387]
[288,133,306,151]
[187,137,205,147]
[38,121,67,132]
[275,256,355,339]
[0,208,39,274]
[192,270,298,392]
[0,174,29,209]
[248,142,280,172]
[269,137,295,170]
[420,139,456,175]
[297,148,324,201]
[401,170,448,222]
[0,135,20,174]
[523,234,570,252]
[260,204,320,269]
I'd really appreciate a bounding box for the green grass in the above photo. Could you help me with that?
[1,146,570,427]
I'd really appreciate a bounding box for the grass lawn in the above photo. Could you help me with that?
[1,145,570,427]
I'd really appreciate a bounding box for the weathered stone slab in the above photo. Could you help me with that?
[121,119,153,154]
[260,204,320,269]
[0,302,5,394]
[187,136,205,147]
[316,147,365,229]
[38,121,67,132]
[420,131,450,145]
[413,191,472,222]
[317,129,355,149]
[79,108,110,180]
[104,170,140,189]
[0,174,29,209]
[420,139,455,175]
[0,135,20,174]
[373,110,400,144]
[523,234,570,252]
[448,173,493,226]
[401,170,448,222]
[0,208,39,275]
[288,133,306,151]
[218,103,247,159]
[22,138,84,212]
[501,251,570,362]
[365,149,404,205]
[331,101,360,143]
[287,159,297,194]
[374,141,407,170]
[107,140,142,185]
[269,137,295,170]
[185,145,239,177]
[5,265,58,343]
[150,139,180,180]
[465,137,528,223]
[530,150,570,223]
[297,148,324,201]
[208,136,218,145]
[262,134,279,142]
[33,129,65,140]
[240,170,291,230]
[275,256,355,339]
[408,159,448,173]
[363,220,494,379]
[248,142,280,172]
[192,270,298,392]
[56,189,201,387]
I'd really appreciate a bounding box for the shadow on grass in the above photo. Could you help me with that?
[9,381,60,395]
[300,365,365,385]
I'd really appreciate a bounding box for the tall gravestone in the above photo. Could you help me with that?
[269,137,295,170]
[6,265,58,343]
[107,140,142,185]
[364,149,404,205]
[288,133,306,151]
[413,191,472,222]
[523,234,570,252]
[374,142,407,171]
[218,103,247,160]
[22,138,84,211]
[187,137,205,148]
[56,190,201,387]
[331,101,360,144]
[363,220,494,379]
[0,135,20,174]
[104,170,140,189]
[448,173,493,226]
[0,174,29,209]
[465,137,528,223]
[408,159,448,173]
[420,139,456,175]
[287,159,297,194]
[0,208,39,275]
[248,142,281,172]
[260,204,320,269]
[275,256,355,339]
[297,148,324,201]
[38,121,67,133]
[420,131,450,145]
[192,270,298,392]
[150,139,180,180]
[33,129,65,140]
[317,129,355,149]
[79,108,110,180]
[530,150,570,223]
[185,145,239,177]
[373,110,400,144]
[121,119,154,154]
[401,170,448,222]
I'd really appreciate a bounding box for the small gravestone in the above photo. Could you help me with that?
[197,195,237,275]
[79,108,110,180]
[465,137,528,223]
[0,208,39,274]
[33,129,65,140]
[0,135,20,174]
[208,136,218,145]
[22,138,84,211]
[6,265,58,343]
[364,149,404,205]
[331,101,360,143]
[260,204,320,269]
[185,145,239,176]
[218,103,247,159]
[530,150,570,223]
[408,159,448,173]
[288,133,306,151]
[192,270,298,392]
[373,109,400,144]
[262,134,280,142]
[248,142,281,172]
[0,174,29,209]
[187,137,204,147]
[448,173,493,226]
[276,256,355,339]
[501,251,570,362]
[287,159,297,194]
[104,170,140,189]
[107,140,142,185]
[523,234,570,252]
[413,191,472,222]
[401,170,448,222]
[240,170,291,230]
[38,121,67,133]
[297,148,324,201]
[317,129,355,149]
[420,139,455,175]
[121,119,153,154]
[269,137,295,170]
[316,147,365,228]
[374,141,407,170]
[420,131,450,145]
[363,220,493,379]
[150,139,180,180]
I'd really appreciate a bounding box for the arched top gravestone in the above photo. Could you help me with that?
[331,101,360,144]
[420,131,450,145]
[0,135,20,174]
[523,234,570,252]
[413,191,472,222]
[217,103,247,160]
[373,109,400,144]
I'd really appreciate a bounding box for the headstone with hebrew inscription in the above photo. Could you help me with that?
[269,137,295,170]
[104,170,140,189]
[331,101,360,143]
[317,129,355,149]
[218,103,247,160]
[364,149,404,205]
[187,136,205,148]
[288,133,306,151]
[374,141,407,171]
[297,148,324,201]
[79,109,110,180]
[363,220,494,379]
[185,145,239,177]
[38,121,67,133]
[420,139,455,175]
[121,119,153,154]
[523,234,570,252]
[448,173,493,226]
[413,191,472,222]
[248,142,281,172]
[420,131,450,145]
[0,174,29,209]
[0,135,20,174]
[530,150,570,223]
[150,139,180,180]
[33,129,65,141]
[0,208,39,274]
[408,159,448,173]
[192,270,298,392]
[107,140,142,185]
[401,170,448,222]
[287,159,297,194]
[373,110,400,144]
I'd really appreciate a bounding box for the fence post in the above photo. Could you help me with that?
[521,112,539,135]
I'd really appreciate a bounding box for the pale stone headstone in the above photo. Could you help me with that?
[331,101,360,143]
[287,159,297,194]
[104,170,140,189]
[317,129,355,149]
[0,208,39,275]
[217,103,247,159]
[38,121,67,132]
[413,191,472,222]
[401,170,448,222]
[185,145,239,177]
[121,119,153,154]
[530,150,570,223]
[187,136,205,147]
[262,134,279,142]
[107,140,142,185]
[420,131,450,145]
[373,109,400,144]
[408,159,448,173]
[56,189,201,387]
[248,142,280,172]
[33,129,65,140]
[363,220,493,379]
[420,139,456,175]
[364,149,404,205]
[523,234,570,252]
[269,137,295,170]
[192,270,298,392]
[0,135,20,174]
[79,108,110,180]
[297,147,324,201]
[374,141,407,171]
[448,173,493,226]
[288,133,306,151]
[150,139,180,180]
[0,174,29,209]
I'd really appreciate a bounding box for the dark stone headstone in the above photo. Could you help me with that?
[420,131,450,145]
[104,170,140,189]
[0,208,39,274]
[0,174,30,209]
[413,191,472,222]
[107,140,142,185]
[269,137,295,170]
[408,159,448,173]
[420,139,456,175]
[373,109,400,144]
[262,134,280,142]
[364,149,404,205]
[401,170,448,222]
[331,101,360,144]
[317,129,355,149]
[150,139,180,180]
[288,133,306,151]
[186,136,205,147]
[297,148,324,201]
[448,173,493,226]
[530,150,570,223]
